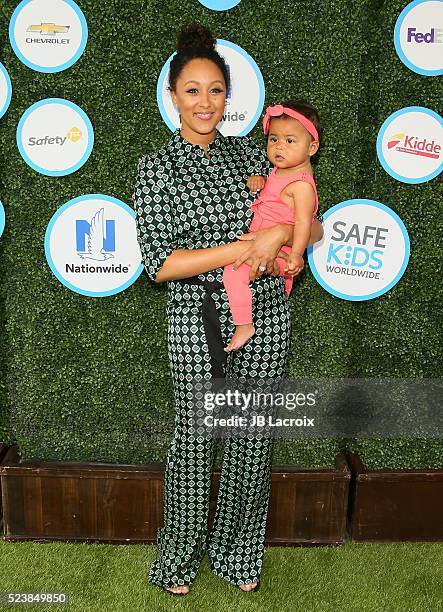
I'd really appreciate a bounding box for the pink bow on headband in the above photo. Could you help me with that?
[262,104,319,141]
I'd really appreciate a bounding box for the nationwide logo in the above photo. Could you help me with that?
[76,208,115,262]
[27,23,70,35]
[28,126,83,147]
[45,194,143,297]
[67,207,129,274]
[386,132,441,159]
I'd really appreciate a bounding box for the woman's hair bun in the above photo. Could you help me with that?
[177,23,216,52]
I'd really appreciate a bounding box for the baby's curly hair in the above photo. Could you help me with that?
[278,99,323,146]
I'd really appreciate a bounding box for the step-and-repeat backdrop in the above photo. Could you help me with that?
[1,0,442,302]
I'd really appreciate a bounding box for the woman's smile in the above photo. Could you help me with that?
[195,111,215,121]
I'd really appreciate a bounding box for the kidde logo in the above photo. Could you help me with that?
[406,27,443,43]
[28,126,83,147]
[387,132,441,159]
[377,107,443,183]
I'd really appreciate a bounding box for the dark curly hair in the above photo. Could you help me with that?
[168,23,230,93]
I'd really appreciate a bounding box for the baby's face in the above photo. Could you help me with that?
[266,117,319,169]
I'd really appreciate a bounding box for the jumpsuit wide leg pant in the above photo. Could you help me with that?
[147,276,291,589]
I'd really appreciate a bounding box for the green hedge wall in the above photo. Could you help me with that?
[0,0,440,468]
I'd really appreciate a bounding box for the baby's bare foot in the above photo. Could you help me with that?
[164,585,189,594]
[239,582,258,591]
[224,324,255,352]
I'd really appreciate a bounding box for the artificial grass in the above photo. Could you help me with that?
[0,539,441,611]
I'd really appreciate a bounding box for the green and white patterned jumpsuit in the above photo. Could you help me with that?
[132,129,292,589]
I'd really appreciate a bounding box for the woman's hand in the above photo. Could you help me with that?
[233,225,289,281]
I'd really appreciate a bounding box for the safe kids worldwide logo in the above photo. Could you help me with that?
[394,0,443,76]
[377,106,442,183]
[17,98,94,176]
[198,0,241,10]
[45,195,144,297]
[307,200,410,301]
[157,39,265,136]
[0,62,12,120]
[9,0,88,73]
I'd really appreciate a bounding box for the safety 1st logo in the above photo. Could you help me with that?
[387,132,441,159]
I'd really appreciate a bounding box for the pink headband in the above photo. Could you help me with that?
[262,104,319,141]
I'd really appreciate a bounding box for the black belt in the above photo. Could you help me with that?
[177,275,227,381]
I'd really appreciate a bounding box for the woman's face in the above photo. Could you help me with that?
[170,58,226,142]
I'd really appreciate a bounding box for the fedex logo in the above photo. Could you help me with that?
[407,27,443,43]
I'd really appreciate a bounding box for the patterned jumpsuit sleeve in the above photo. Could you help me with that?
[132,130,291,589]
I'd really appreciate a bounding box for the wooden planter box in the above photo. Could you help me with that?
[0,444,350,545]
[0,443,9,530]
[347,451,443,541]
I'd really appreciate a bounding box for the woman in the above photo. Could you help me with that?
[132,24,323,596]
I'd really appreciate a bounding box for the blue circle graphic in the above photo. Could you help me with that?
[0,201,5,238]
[394,0,443,76]
[0,63,12,119]
[156,38,265,136]
[9,0,88,73]
[44,194,144,298]
[376,106,443,184]
[16,98,94,176]
[307,199,410,301]
[199,0,241,9]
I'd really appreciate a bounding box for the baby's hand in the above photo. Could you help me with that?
[247,175,266,193]
[284,253,305,277]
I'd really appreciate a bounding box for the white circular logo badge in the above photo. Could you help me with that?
[0,201,5,238]
[45,195,144,297]
[0,63,12,119]
[157,39,265,136]
[394,0,443,76]
[17,98,94,176]
[376,106,442,183]
[9,0,88,73]
[307,200,410,301]
[198,0,241,9]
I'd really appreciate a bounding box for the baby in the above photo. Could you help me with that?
[223,100,321,352]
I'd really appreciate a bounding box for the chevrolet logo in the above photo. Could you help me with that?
[27,23,70,35]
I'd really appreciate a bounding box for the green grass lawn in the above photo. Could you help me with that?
[0,539,442,611]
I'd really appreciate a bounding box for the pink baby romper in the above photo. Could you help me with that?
[223,167,319,325]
